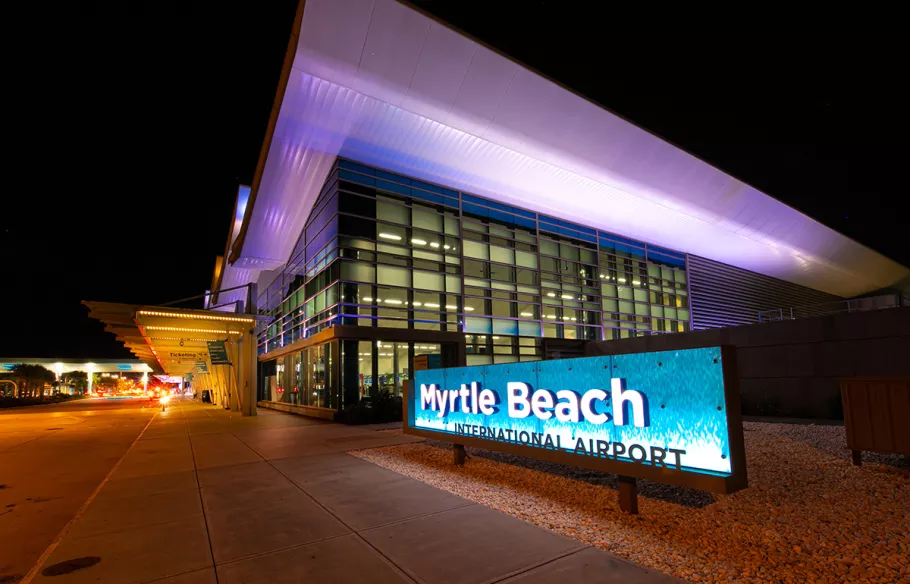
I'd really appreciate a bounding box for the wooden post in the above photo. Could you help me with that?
[851,450,862,466]
[453,443,466,466]
[618,475,638,514]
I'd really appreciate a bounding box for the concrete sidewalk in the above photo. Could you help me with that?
[28,399,678,584]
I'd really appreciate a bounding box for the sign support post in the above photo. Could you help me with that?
[453,444,466,466]
[618,476,638,514]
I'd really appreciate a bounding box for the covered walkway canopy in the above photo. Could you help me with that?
[83,301,259,415]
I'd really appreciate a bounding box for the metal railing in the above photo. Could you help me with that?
[758,293,905,323]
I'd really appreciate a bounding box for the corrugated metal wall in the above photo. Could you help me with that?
[687,255,842,329]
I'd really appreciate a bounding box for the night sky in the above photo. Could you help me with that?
[3,2,906,359]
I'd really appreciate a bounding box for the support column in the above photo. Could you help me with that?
[242,328,258,416]
[242,284,258,417]
[227,341,240,412]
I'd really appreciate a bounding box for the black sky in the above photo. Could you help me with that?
[3,2,907,359]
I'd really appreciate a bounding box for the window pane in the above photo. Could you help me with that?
[518,320,541,336]
[414,270,444,291]
[465,317,492,334]
[412,207,442,231]
[464,240,489,260]
[341,261,376,283]
[377,265,410,287]
[446,275,462,294]
[515,250,537,268]
[377,200,409,225]
[492,319,519,335]
[490,245,514,265]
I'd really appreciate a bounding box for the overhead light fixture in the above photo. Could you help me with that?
[520,312,533,317]
[412,302,422,307]
[429,242,440,248]
[411,238,427,245]
[363,297,373,301]
[443,245,451,250]
[445,305,457,310]
[464,306,475,311]
[379,233,401,241]
[425,303,440,308]
[561,295,573,299]
[546,292,556,297]
[385,299,403,305]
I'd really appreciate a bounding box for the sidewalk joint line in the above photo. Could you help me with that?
[186,401,221,584]
[263,453,421,583]
[486,545,592,584]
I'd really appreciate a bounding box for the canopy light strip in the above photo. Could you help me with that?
[138,310,254,323]
[144,326,242,334]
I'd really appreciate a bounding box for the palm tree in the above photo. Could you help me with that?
[10,364,55,398]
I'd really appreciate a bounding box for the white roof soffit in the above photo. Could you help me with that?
[234,0,909,297]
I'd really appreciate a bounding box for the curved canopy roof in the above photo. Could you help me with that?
[226,0,908,298]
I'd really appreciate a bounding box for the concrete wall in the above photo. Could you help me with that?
[587,307,910,420]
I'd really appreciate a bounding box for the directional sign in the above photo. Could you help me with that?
[207,341,230,365]
[195,361,209,373]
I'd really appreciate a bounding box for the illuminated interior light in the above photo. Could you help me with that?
[363,297,373,301]
[412,302,422,307]
[385,299,403,305]
[375,298,382,303]
[520,312,533,317]
[379,233,401,241]
[443,245,451,250]
[429,242,439,248]
[618,278,627,283]
[492,336,500,340]
[561,294,573,299]
[570,317,577,321]
[464,306,475,311]
[546,292,556,297]
[632,280,641,286]
[425,303,440,308]
[546,314,556,319]
[445,305,457,310]
[411,238,427,245]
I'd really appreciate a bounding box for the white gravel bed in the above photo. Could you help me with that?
[351,422,909,584]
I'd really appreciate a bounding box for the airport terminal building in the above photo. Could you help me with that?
[209,0,909,416]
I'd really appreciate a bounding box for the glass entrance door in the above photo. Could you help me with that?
[376,341,409,396]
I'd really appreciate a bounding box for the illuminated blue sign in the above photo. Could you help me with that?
[407,346,747,493]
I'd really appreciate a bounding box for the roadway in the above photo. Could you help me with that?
[0,398,159,583]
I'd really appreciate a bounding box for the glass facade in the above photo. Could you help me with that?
[257,158,690,409]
